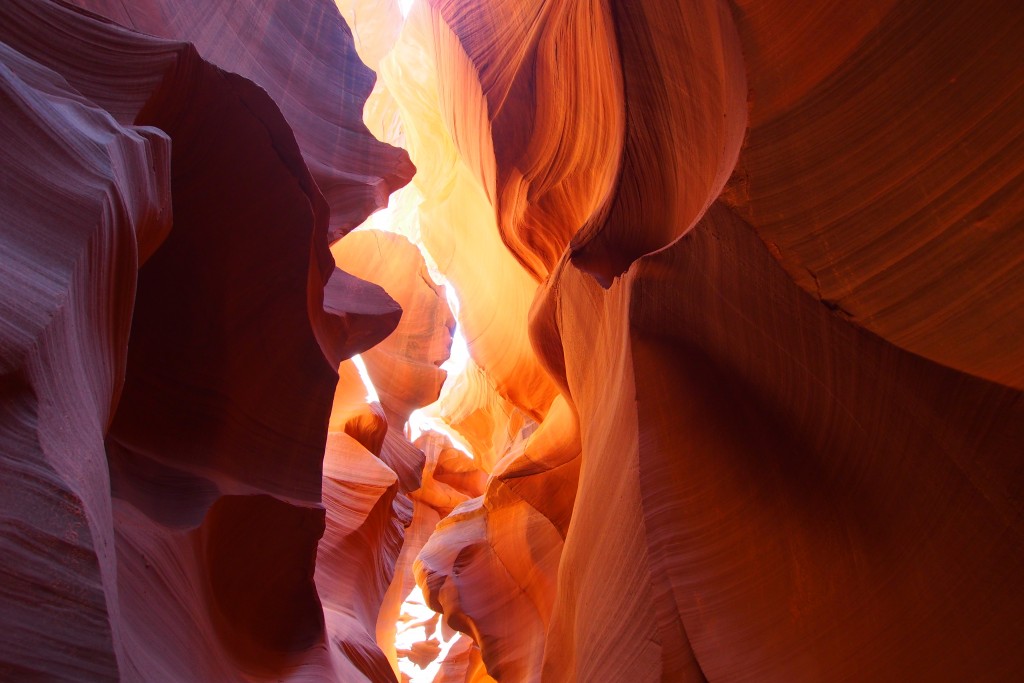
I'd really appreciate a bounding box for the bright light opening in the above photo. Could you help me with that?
[395,584,458,681]
[341,7,478,679]
[351,353,380,403]
[440,278,470,375]
[405,281,476,458]
[346,193,475,680]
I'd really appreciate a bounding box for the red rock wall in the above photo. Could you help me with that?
[723,0,1024,390]
[528,204,1024,681]
[0,30,170,682]
[1,0,410,679]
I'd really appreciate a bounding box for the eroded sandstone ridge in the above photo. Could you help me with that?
[2,0,1023,681]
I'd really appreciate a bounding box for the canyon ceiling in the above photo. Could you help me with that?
[1,0,1023,681]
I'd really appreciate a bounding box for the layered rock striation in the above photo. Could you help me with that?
[370,0,1024,681]
[1,0,410,679]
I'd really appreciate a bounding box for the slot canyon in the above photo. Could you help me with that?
[2,0,1023,680]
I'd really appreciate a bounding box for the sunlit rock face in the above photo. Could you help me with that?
[360,0,561,422]
[364,0,1024,681]
[3,0,1024,681]
[333,230,454,425]
[415,396,579,681]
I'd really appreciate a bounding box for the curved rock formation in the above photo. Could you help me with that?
[415,396,579,681]
[427,360,532,474]
[317,428,404,681]
[365,1,560,419]
[68,0,415,238]
[380,431,488,680]
[333,230,454,424]
[1,0,403,679]
[430,0,624,281]
[0,35,170,681]
[529,205,1024,681]
[722,0,1024,390]
[396,0,1024,681]
[432,635,495,683]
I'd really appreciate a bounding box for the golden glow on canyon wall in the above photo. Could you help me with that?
[346,0,1024,679]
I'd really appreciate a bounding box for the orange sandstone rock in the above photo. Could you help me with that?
[5,0,1024,680]
[532,204,1024,681]
[416,398,579,681]
[333,230,455,423]
[317,430,405,681]
[365,2,560,419]
[432,636,496,683]
[404,1,1024,681]
[722,0,1024,389]
[429,360,532,474]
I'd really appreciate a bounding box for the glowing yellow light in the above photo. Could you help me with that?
[351,353,381,403]
[395,584,458,681]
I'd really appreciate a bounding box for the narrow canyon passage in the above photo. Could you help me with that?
[2,1,1024,682]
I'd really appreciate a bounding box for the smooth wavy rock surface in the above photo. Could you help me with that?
[379,431,488,679]
[429,0,746,284]
[364,1,560,419]
[530,203,1024,681]
[416,396,580,681]
[397,0,1024,681]
[722,0,1024,389]
[67,0,415,238]
[432,636,495,683]
[427,360,533,474]
[5,0,1024,680]
[317,429,404,682]
[1,0,403,679]
[0,35,170,682]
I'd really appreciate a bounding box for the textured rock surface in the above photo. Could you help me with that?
[373,430,488,680]
[427,360,533,474]
[391,0,1024,681]
[1,0,404,679]
[722,0,1024,390]
[317,427,404,681]
[68,0,415,239]
[416,397,579,682]
[432,636,495,683]
[0,34,170,682]
[529,207,1024,681]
